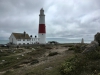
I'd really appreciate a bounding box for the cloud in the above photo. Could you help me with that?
[0,0,100,41]
[80,9,100,24]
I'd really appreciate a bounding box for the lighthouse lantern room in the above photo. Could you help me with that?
[38,8,46,44]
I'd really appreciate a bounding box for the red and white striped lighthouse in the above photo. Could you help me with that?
[38,8,46,44]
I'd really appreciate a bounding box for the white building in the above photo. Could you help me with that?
[30,35,39,44]
[9,31,39,45]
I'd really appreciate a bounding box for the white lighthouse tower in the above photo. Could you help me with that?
[38,8,46,44]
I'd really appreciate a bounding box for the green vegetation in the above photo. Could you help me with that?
[2,54,70,75]
[0,54,27,71]
[68,44,87,53]
[0,47,47,72]
[62,44,74,47]
[60,46,100,75]
[30,59,39,65]
[0,52,9,57]
[1,44,100,75]
[48,52,59,56]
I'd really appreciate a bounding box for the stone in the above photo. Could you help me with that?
[13,51,16,53]
[32,48,35,50]
[0,50,3,52]
[82,41,99,53]
[94,32,100,46]
[0,62,3,64]
[45,67,53,70]
[2,60,5,62]
[21,54,24,56]
[91,41,99,47]
[17,57,19,59]
[81,38,84,44]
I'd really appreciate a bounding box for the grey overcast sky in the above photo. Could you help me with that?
[0,0,100,40]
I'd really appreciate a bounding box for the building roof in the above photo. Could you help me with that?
[12,32,30,39]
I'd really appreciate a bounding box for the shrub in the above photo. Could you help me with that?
[68,44,83,53]
[21,60,30,64]
[63,44,74,47]
[25,72,35,75]
[96,46,100,51]
[84,51,100,60]
[0,53,9,57]
[45,47,52,49]
[60,49,100,75]
[13,65,22,69]
[3,70,12,75]
[68,47,75,50]
[30,59,39,65]
[74,44,85,53]
[48,52,59,56]
[60,55,87,75]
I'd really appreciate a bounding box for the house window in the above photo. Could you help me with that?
[23,43,25,45]
[17,39,21,41]
[23,39,25,41]
[12,38,13,43]
[27,43,29,45]
[27,39,30,41]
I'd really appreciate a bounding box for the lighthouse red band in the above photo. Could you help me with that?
[39,24,46,33]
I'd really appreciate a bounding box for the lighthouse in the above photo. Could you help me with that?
[38,8,46,44]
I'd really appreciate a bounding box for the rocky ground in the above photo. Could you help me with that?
[0,44,74,75]
[1,43,99,75]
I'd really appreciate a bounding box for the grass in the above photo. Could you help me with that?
[2,50,74,75]
[62,43,74,47]
[0,46,49,72]
[0,55,26,71]
[0,48,30,71]
[0,48,25,57]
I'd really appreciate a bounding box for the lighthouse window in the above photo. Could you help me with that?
[42,34,43,35]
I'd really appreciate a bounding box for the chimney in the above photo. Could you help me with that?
[30,35,32,38]
[24,31,26,37]
[35,35,37,38]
